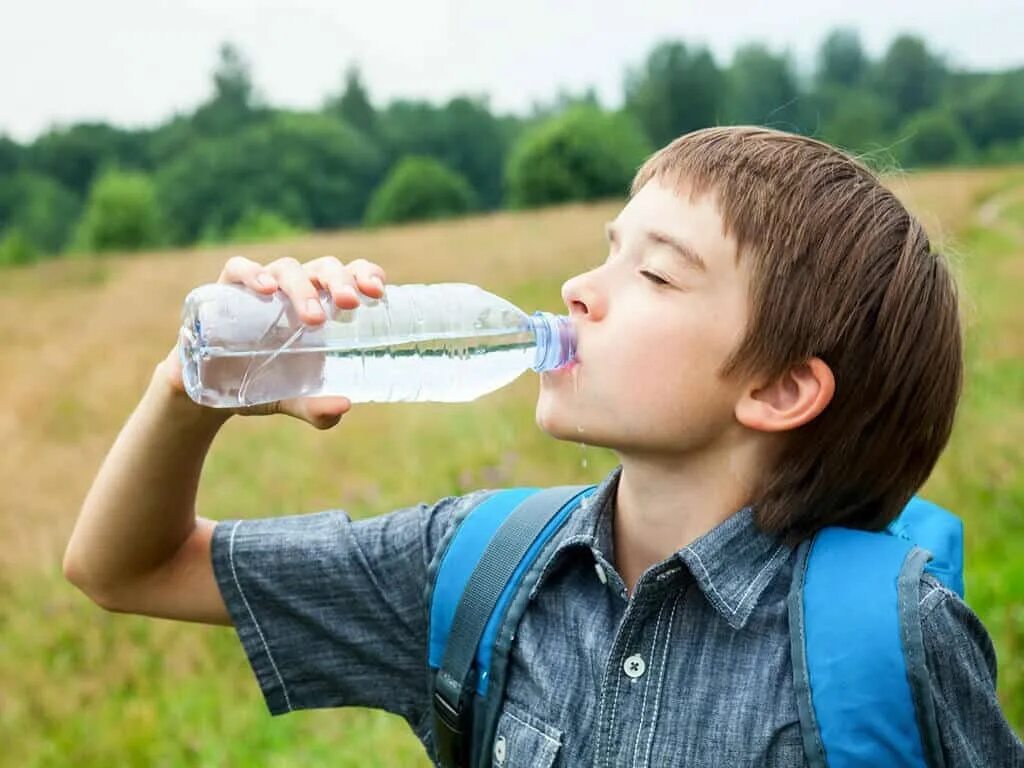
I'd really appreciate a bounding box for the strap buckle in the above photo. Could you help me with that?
[433,687,471,768]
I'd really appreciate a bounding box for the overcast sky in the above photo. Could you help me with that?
[2,0,1021,142]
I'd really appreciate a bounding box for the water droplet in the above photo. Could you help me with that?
[579,441,588,469]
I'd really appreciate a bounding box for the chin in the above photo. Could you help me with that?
[534,397,562,436]
[534,396,607,447]
[535,393,579,441]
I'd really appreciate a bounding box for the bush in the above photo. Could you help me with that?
[898,110,972,167]
[377,97,510,209]
[981,136,1024,165]
[0,228,39,267]
[73,169,165,253]
[0,172,80,254]
[227,208,302,242]
[504,106,651,208]
[364,156,477,226]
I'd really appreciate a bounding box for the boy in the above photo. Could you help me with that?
[64,126,1023,765]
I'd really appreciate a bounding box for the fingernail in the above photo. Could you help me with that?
[306,298,323,317]
[257,273,275,288]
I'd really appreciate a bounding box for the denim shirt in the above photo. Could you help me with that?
[210,465,1024,767]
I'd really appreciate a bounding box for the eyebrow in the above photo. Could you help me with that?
[605,221,707,272]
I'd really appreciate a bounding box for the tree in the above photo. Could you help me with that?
[326,65,377,137]
[954,70,1024,151]
[146,115,200,167]
[504,106,651,208]
[0,135,22,176]
[27,123,147,198]
[816,88,893,153]
[898,110,972,167]
[624,41,723,146]
[873,35,946,125]
[193,42,262,135]
[528,86,601,120]
[365,156,476,225]
[378,96,509,208]
[816,28,868,89]
[156,112,384,243]
[73,169,165,253]
[725,44,803,130]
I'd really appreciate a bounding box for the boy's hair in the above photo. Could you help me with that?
[631,126,963,544]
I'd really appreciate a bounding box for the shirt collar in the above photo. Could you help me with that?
[536,464,793,630]
[675,503,793,630]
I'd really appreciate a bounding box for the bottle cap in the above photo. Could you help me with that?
[530,312,576,372]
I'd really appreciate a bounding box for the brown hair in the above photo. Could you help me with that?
[632,126,963,544]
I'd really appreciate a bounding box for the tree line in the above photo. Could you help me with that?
[1,28,1022,266]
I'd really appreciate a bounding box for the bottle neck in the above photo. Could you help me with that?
[529,312,576,372]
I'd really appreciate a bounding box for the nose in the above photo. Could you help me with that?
[561,272,605,321]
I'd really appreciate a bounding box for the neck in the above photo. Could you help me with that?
[612,439,767,596]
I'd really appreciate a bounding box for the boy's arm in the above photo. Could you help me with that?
[64,254,373,622]
[63,351,478,727]
[63,363,232,623]
[920,576,1024,765]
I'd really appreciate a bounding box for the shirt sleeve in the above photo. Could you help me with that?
[209,489,489,728]
[919,574,1024,766]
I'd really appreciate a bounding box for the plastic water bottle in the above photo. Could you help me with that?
[177,282,576,407]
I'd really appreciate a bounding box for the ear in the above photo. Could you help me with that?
[735,357,835,433]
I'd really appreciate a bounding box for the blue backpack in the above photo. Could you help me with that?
[426,486,964,768]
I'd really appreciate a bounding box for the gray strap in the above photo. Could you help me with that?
[787,538,828,768]
[435,485,589,707]
[899,546,946,768]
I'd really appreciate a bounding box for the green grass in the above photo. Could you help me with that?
[921,177,1024,728]
[2,170,1022,765]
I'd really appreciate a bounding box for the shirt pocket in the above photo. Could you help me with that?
[490,701,563,768]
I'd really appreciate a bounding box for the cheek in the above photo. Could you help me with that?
[623,311,742,408]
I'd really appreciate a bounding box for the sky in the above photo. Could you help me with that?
[2,0,1022,142]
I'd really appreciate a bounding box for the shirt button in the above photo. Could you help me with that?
[623,653,646,678]
[594,561,608,584]
[493,735,507,764]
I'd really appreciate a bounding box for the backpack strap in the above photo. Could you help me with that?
[789,526,945,768]
[886,496,964,598]
[428,485,594,768]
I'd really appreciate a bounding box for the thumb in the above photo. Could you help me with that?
[284,396,352,430]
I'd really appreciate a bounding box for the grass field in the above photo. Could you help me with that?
[1,165,1021,766]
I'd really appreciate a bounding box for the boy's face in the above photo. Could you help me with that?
[537,178,753,457]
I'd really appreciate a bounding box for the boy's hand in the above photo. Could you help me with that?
[157,255,388,429]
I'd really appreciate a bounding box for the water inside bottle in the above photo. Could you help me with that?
[188,326,543,406]
[180,282,576,407]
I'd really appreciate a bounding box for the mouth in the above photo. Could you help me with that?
[542,359,581,381]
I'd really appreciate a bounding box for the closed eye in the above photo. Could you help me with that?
[640,270,669,286]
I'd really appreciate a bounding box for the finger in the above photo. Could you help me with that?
[305,256,361,310]
[265,257,325,324]
[347,258,388,299]
[282,395,352,429]
[217,255,276,294]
